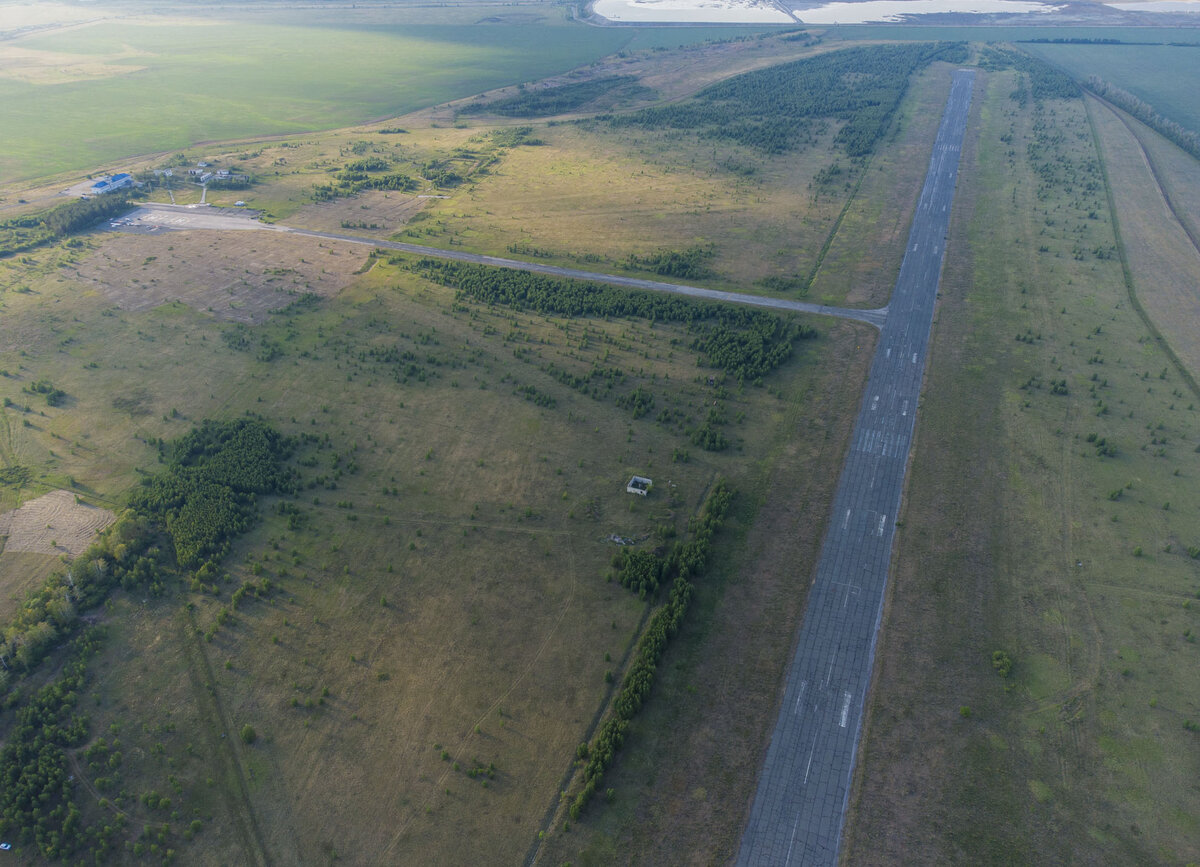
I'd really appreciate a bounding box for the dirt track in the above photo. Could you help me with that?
[113,203,889,327]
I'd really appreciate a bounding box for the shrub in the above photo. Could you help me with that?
[992,651,1013,678]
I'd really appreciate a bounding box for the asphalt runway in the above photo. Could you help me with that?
[736,68,975,866]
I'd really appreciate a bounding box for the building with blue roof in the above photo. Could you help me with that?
[90,172,133,195]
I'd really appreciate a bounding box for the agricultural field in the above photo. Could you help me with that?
[1023,42,1200,135]
[0,3,633,184]
[846,57,1200,864]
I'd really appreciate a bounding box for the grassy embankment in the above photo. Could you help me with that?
[848,62,1200,864]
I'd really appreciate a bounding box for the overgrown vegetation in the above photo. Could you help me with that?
[0,418,294,859]
[977,46,1080,103]
[608,43,966,157]
[0,628,120,861]
[625,246,714,280]
[0,418,292,685]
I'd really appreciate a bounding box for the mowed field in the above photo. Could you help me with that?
[846,66,1200,864]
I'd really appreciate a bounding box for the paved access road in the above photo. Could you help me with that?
[736,68,975,867]
[115,203,887,328]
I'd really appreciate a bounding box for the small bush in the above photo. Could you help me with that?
[992,650,1013,679]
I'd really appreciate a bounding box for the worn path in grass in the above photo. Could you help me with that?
[736,68,974,867]
[108,204,889,328]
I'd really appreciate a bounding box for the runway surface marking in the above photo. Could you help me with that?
[736,68,974,867]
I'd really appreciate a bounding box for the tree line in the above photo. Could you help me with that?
[570,480,735,820]
[465,76,638,118]
[1085,75,1200,161]
[404,258,816,383]
[0,194,132,257]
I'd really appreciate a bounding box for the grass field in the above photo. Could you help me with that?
[6,24,1200,865]
[0,32,964,862]
[1023,42,1200,135]
[846,65,1200,864]
[1087,95,1200,382]
[0,11,629,183]
[0,63,879,852]
[0,233,844,860]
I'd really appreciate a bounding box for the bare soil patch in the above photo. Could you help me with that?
[0,489,114,556]
[70,230,366,324]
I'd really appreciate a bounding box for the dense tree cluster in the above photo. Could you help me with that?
[570,481,734,819]
[978,47,1080,102]
[608,43,966,157]
[614,386,655,419]
[0,628,125,862]
[624,246,714,280]
[488,126,543,148]
[406,258,815,382]
[23,379,67,407]
[133,418,297,569]
[466,76,638,117]
[612,548,662,597]
[314,171,418,202]
[1,194,131,257]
